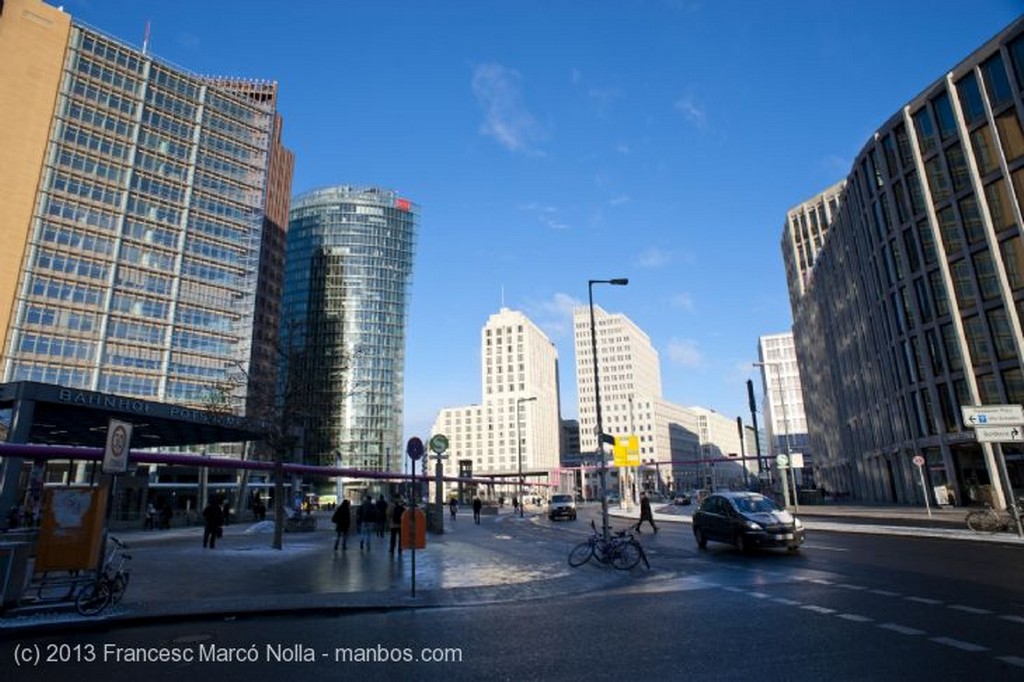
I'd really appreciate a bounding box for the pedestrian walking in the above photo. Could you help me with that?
[144,502,156,530]
[472,496,482,524]
[332,499,352,551]
[375,495,388,538]
[635,492,658,533]
[388,497,406,555]
[202,497,224,548]
[512,496,519,514]
[357,495,375,551]
[448,497,458,521]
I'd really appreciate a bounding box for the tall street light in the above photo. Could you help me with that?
[753,361,795,510]
[516,396,537,518]
[589,277,629,539]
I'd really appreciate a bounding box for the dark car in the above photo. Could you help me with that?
[692,491,804,553]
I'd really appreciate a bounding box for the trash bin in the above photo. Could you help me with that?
[0,542,32,609]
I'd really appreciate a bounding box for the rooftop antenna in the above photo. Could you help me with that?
[142,20,151,55]
[501,285,505,309]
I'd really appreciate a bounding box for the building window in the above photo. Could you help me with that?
[981,54,1013,108]
[1000,235,1024,292]
[996,111,1024,163]
[988,308,1016,361]
[962,315,993,365]
[956,72,986,127]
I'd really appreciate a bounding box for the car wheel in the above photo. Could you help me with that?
[694,527,707,549]
[787,544,800,553]
[735,532,750,554]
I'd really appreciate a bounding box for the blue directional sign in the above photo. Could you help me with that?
[961,404,1024,427]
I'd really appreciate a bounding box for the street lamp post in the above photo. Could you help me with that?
[754,361,796,510]
[516,396,537,518]
[589,277,629,539]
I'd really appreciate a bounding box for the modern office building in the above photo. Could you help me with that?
[283,186,417,477]
[0,0,293,437]
[432,308,562,496]
[786,17,1024,508]
[756,332,811,486]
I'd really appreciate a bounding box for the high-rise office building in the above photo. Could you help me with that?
[283,186,417,474]
[0,0,293,440]
[573,305,662,456]
[787,17,1024,507]
[756,332,811,485]
[433,308,561,487]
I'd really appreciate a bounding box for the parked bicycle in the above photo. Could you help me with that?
[75,535,132,616]
[965,503,1023,534]
[568,520,649,570]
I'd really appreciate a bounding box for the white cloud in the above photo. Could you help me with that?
[674,95,708,130]
[529,292,582,340]
[472,63,545,154]
[636,247,671,269]
[670,292,695,311]
[666,338,704,368]
[608,195,630,207]
[520,202,569,231]
[615,143,631,155]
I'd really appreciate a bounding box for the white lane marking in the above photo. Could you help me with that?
[999,614,1024,624]
[879,623,926,636]
[837,583,867,590]
[870,589,900,597]
[930,637,987,652]
[997,656,1024,667]
[904,596,943,605]
[948,604,992,615]
[808,579,833,585]
[723,586,746,593]
[837,613,873,623]
[801,605,836,614]
[773,598,802,606]
[800,544,849,551]
[748,591,771,599]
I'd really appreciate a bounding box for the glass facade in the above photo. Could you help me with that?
[789,18,1024,507]
[1,23,289,444]
[283,187,417,471]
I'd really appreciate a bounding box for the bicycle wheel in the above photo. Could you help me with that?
[568,541,594,567]
[611,540,642,570]
[75,580,111,616]
[966,510,1000,533]
[109,572,129,605]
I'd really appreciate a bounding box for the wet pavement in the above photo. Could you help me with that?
[1,500,1021,634]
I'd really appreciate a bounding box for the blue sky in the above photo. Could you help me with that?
[62,1,1023,441]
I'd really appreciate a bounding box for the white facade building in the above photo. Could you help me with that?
[756,332,811,485]
[432,308,561,496]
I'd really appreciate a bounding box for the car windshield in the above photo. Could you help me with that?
[551,495,572,503]
[733,495,778,514]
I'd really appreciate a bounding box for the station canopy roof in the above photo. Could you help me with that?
[0,381,268,449]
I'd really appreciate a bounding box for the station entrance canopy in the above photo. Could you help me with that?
[0,381,268,448]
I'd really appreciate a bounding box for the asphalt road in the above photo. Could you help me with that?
[3,507,1022,681]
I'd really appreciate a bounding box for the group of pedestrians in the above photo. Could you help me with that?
[332,494,407,555]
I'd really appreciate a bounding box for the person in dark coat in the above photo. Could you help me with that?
[472,496,483,524]
[388,497,406,555]
[357,495,375,551]
[332,499,352,551]
[635,492,658,533]
[202,497,224,548]
[375,495,388,538]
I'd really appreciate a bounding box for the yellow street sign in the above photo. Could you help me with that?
[613,435,640,467]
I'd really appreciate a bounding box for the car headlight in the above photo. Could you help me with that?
[794,517,803,530]
[744,520,762,530]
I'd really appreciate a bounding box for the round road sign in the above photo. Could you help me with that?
[406,437,424,461]
[429,434,449,454]
[776,454,789,467]
[913,455,925,467]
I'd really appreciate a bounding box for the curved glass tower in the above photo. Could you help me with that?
[283,186,417,473]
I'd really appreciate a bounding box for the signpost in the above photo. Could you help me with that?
[917,454,933,518]
[405,437,424,597]
[960,405,1023,537]
[776,454,791,509]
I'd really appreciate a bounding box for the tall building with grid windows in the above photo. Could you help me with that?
[788,17,1024,508]
[0,0,293,445]
[755,332,811,486]
[432,308,561,491]
[283,187,417,475]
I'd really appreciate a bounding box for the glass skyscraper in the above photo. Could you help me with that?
[283,187,417,474]
[0,0,293,444]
